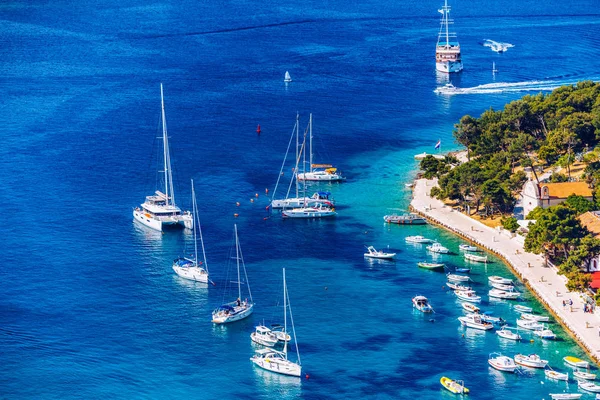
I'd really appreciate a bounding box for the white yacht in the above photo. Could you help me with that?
[296,114,344,182]
[427,242,449,254]
[458,314,493,330]
[282,204,336,218]
[250,326,279,347]
[435,0,463,73]
[405,235,433,244]
[488,353,518,372]
[133,84,193,232]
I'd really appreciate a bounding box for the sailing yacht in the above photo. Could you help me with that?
[172,180,210,283]
[435,0,463,73]
[284,71,292,82]
[296,114,344,182]
[250,268,302,377]
[133,84,193,231]
[212,225,254,324]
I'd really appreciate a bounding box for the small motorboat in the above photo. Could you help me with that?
[456,290,481,303]
[488,352,518,372]
[516,319,544,331]
[250,325,279,347]
[461,302,480,313]
[417,261,445,270]
[447,273,470,282]
[455,267,471,273]
[458,314,493,330]
[488,276,513,285]
[573,369,596,380]
[406,235,433,244]
[520,313,551,322]
[533,328,557,340]
[269,324,291,343]
[427,242,450,254]
[564,356,590,368]
[465,253,488,263]
[412,295,434,313]
[440,377,469,394]
[545,368,569,381]
[447,282,471,291]
[404,182,414,188]
[384,213,427,225]
[364,246,396,260]
[480,311,504,325]
[549,394,582,400]
[490,282,513,291]
[459,244,479,252]
[496,327,521,340]
[489,289,520,300]
[513,304,533,313]
[578,380,600,393]
[514,353,548,369]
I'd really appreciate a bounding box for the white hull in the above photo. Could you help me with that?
[172,265,209,283]
[550,394,582,400]
[489,289,520,300]
[251,356,301,377]
[436,61,463,73]
[364,253,396,260]
[405,236,433,244]
[212,303,254,324]
[271,197,329,209]
[458,316,492,330]
[573,370,596,380]
[464,253,487,263]
[488,355,518,372]
[489,276,512,285]
[491,282,513,291]
[564,357,590,368]
[297,172,343,182]
[251,332,278,347]
[496,329,521,340]
[513,305,533,313]
[516,319,543,331]
[455,291,481,303]
[520,313,550,322]
[545,370,569,381]
[514,354,548,369]
[578,381,600,393]
[282,207,336,218]
[133,209,193,231]
[533,329,556,340]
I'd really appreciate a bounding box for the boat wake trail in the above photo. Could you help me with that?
[434,78,599,95]
[482,39,515,53]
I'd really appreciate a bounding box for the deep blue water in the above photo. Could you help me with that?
[1,1,600,398]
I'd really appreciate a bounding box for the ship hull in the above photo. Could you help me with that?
[436,61,463,73]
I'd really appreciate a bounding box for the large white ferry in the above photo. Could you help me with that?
[435,0,463,73]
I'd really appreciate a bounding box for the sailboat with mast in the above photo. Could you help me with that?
[133,84,193,231]
[212,225,254,324]
[296,114,344,182]
[172,180,210,283]
[250,268,302,377]
[435,0,463,73]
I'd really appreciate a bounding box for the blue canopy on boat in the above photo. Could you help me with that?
[217,305,235,311]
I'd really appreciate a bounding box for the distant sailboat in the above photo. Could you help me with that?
[284,71,292,82]
[435,0,463,73]
[492,62,498,74]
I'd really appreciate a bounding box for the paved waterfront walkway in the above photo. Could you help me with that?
[410,178,600,363]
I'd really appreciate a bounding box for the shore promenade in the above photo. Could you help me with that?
[410,178,600,364]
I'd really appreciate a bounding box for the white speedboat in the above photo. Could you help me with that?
[516,319,544,331]
[545,368,569,381]
[212,225,254,324]
[465,253,488,263]
[533,328,557,340]
[172,180,210,283]
[364,246,396,260]
[513,304,533,313]
[405,235,433,243]
[282,204,336,218]
[447,274,470,282]
[549,394,582,400]
[435,0,463,73]
[520,313,550,322]
[458,314,493,330]
[461,302,480,313]
[412,295,434,313]
[514,353,548,369]
[384,214,427,225]
[564,356,590,368]
[488,276,513,285]
[488,353,518,372]
[447,282,471,291]
[417,262,445,270]
[489,289,520,300]
[578,380,600,393]
[250,269,302,377]
[296,114,344,182]
[496,327,521,340]
[455,290,481,303]
[427,242,449,254]
[459,244,479,252]
[250,325,279,347]
[573,369,596,380]
[480,312,504,325]
[491,282,513,291]
[133,84,193,232]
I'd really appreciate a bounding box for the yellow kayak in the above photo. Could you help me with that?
[441,376,469,394]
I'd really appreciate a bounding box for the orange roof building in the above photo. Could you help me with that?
[522,179,593,219]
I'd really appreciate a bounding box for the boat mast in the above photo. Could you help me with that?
[444,0,450,49]
[309,113,313,173]
[192,180,198,265]
[295,113,299,199]
[283,268,287,360]
[235,224,241,301]
[160,84,175,207]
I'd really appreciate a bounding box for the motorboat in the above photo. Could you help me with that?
[489,289,520,300]
[447,274,470,282]
[496,327,521,340]
[269,324,291,343]
[455,267,471,273]
[427,242,449,254]
[533,327,557,340]
[384,213,427,225]
[520,313,551,322]
[513,304,533,313]
[545,368,569,381]
[282,204,337,218]
[250,325,279,347]
[412,295,434,313]
[417,262,445,270]
[516,319,544,331]
[440,377,469,394]
[549,394,582,400]
[578,380,600,393]
[405,235,433,244]
[459,244,479,252]
[573,369,596,380]
[364,246,396,260]
[461,302,480,313]
[464,253,488,263]
[455,290,481,303]
[458,314,493,330]
[480,312,504,325]
[447,282,471,291]
[490,282,513,291]
[514,354,548,369]
[488,353,518,372]
[488,276,513,285]
[405,182,414,188]
[563,356,590,368]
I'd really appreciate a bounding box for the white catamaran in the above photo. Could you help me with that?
[212,225,254,324]
[296,114,344,182]
[172,180,210,283]
[435,0,463,73]
[250,268,302,377]
[133,84,193,231]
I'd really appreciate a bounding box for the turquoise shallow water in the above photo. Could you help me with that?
[1,0,600,398]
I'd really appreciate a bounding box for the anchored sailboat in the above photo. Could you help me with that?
[133,84,193,231]
[284,71,292,83]
[435,0,463,73]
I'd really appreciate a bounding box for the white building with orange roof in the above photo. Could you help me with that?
[522,179,593,219]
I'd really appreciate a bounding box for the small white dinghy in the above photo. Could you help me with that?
[465,253,488,263]
[521,312,551,322]
[516,319,544,330]
[412,295,434,313]
[427,242,450,254]
[545,368,569,381]
[489,288,520,300]
[513,304,533,313]
[573,369,596,380]
[488,352,518,372]
[364,246,396,260]
[549,393,582,400]
[514,353,548,369]
[250,325,279,347]
[490,282,513,291]
[406,235,433,244]
[578,380,600,393]
[461,302,480,313]
[496,326,521,340]
[533,327,557,340]
[447,282,472,291]
[455,290,481,303]
[489,276,513,285]
[459,244,479,252]
[447,274,470,282]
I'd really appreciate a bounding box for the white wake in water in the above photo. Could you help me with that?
[483,39,515,53]
[434,79,596,95]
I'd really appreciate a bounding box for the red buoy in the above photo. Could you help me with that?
[256,124,261,135]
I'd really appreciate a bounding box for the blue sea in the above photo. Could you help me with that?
[2,1,600,398]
